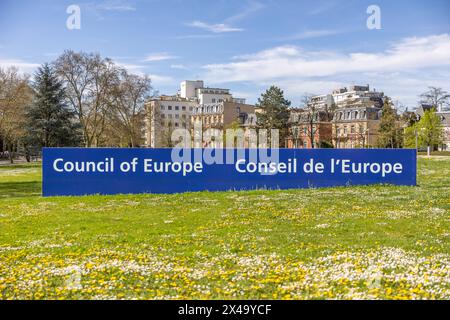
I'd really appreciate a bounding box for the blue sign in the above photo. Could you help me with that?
[42,148,416,196]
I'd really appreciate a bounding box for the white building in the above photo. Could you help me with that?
[307,94,334,110]
[145,96,197,148]
[332,85,384,108]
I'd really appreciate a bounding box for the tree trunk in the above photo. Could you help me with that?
[8,143,13,164]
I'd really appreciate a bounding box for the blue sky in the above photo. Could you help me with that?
[1,0,450,108]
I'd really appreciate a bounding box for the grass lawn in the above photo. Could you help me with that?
[0,157,449,300]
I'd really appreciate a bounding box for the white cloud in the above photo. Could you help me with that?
[83,0,136,21]
[281,29,345,41]
[203,35,450,81]
[174,34,222,40]
[201,34,450,107]
[148,74,173,85]
[93,0,136,11]
[114,61,145,74]
[0,58,40,74]
[143,52,178,62]
[225,0,266,23]
[113,61,174,85]
[100,5,135,11]
[186,21,243,33]
[308,1,338,15]
[183,1,264,36]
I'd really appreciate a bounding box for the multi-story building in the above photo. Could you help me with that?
[331,85,384,148]
[308,94,334,110]
[332,106,382,148]
[145,80,249,147]
[286,84,384,149]
[332,85,384,108]
[191,101,255,147]
[145,95,197,147]
[179,80,245,105]
[286,108,333,148]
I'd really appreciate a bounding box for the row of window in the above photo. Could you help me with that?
[199,89,229,94]
[291,124,367,136]
[161,114,187,119]
[160,105,194,111]
[160,121,188,128]
[336,125,366,135]
[194,105,223,114]
[335,110,367,120]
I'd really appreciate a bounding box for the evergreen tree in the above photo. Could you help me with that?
[24,64,81,150]
[256,86,291,147]
[377,97,403,148]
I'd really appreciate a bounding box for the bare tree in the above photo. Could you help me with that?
[108,69,152,147]
[0,67,32,163]
[301,93,317,148]
[54,50,119,147]
[420,87,450,112]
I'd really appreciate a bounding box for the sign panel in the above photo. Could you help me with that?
[42,148,416,196]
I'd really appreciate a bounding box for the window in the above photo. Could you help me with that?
[182,114,186,119]
[168,114,173,119]
[175,106,179,111]
[175,114,179,119]
[212,98,216,103]
[175,122,179,127]
[161,114,165,118]
[189,107,193,111]
[168,105,172,110]
[351,125,355,133]
[160,105,165,110]
[182,106,186,111]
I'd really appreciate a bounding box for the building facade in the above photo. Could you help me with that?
[332,106,382,148]
[332,85,384,148]
[191,101,256,147]
[145,96,197,147]
[145,80,249,148]
[286,108,333,148]
[439,112,450,151]
[286,85,384,149]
